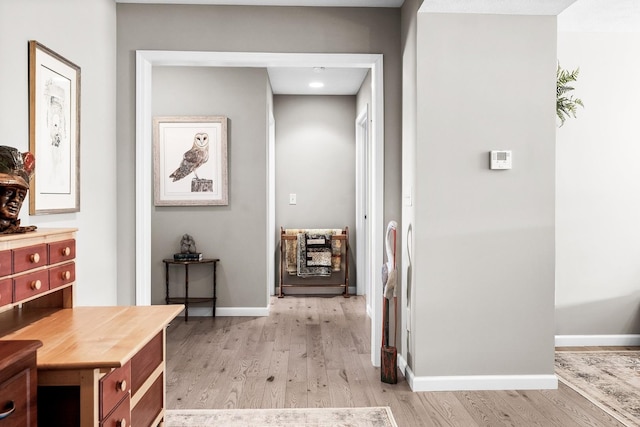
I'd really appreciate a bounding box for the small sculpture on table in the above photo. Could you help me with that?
[0,146,37,234]
[174,234,203,261]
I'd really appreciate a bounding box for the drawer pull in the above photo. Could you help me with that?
[61,270,71,280]
[30,253,40,263]
[117,418,127,427]
[61,247,71,256]
[0,400,15,419]
[30,280,42,290]
[116,379,127,392]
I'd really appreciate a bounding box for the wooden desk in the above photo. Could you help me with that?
[0,305,183,427]
[163,259,219,321]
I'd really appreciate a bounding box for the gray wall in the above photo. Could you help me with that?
[152,67,269,308]
[274,95,356,291]
[0,0,118,306]
[414,12,556,376]
[116,4,402,307]
[400,0,421,372]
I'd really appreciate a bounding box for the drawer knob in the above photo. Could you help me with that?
[61,247,71,256]
[30,280,42,290]
[30,253,40,263]
[116,379,127,392]
[61,271,71,280]
[117,419,127,427]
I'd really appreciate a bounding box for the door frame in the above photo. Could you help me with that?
[135,50,385,366]
[355,106,371,314]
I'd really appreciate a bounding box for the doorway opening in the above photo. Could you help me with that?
[135,50,385,366]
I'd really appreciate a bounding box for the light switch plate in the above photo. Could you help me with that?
[289,193,297,205]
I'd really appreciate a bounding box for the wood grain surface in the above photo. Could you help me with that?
[165,296,627,426]
[0,305,183,369]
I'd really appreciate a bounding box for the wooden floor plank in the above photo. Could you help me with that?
[418,391,480,427]
[166,295,632,426]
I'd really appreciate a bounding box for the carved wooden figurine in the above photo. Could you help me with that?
[0,146,36,234]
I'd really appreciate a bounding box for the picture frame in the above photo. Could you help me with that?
[153,116,228,206]
[28,40,81,215]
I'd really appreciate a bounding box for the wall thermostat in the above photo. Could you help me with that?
[490,150,512,170]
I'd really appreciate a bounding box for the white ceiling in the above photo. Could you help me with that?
[116,0,404,6]
[420,0,576,15]
[559,0,640,32]
[268,67,369,95]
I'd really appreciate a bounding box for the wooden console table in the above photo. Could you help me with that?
[163,258,219,321]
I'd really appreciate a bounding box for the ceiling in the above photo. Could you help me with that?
[117,0,639,94]
[116,0,405,6]
[268,67,370,95]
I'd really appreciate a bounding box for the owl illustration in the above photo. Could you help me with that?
[169,133,210,182]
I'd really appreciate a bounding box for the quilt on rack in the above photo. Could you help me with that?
[284,228,343,276]
[297,232,332,277]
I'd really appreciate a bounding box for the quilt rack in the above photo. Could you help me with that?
[279,227,349,298]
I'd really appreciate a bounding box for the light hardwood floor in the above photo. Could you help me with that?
[165,296,625,426]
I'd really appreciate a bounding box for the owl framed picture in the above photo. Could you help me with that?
[153,116,228,206]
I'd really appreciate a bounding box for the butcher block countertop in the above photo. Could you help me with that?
[0,305,183,370]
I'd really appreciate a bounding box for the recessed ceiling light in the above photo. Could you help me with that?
[309,82,324,88]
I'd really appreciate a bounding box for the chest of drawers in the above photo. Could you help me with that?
[0,228,76,311]
[0,229,182,426]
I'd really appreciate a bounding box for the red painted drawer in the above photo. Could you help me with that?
[100,394,130,427]
[13,270,49,302]
[12,244,47,274]
[0,250,11,276]
[0,369,30,426]
[131,373,162,427]
[100,361,131,420]
[131,332,162,395]
[0,278,12,307]
[48,239,76,265]
[49,262,75,290]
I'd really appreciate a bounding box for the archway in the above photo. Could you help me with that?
[135,50,385,366]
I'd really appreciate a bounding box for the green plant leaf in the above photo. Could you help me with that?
[557,63,584,127]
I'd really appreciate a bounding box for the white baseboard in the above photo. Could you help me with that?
[555,334,640,347]
[397,353,408,374]
[399,356,556,391]
[406,373,557,392]
[179,306,270,317]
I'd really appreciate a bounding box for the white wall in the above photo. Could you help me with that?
[414,12,557,379]
[556,31,640,335]
[0,0,118,306]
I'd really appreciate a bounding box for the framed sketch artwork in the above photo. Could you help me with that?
[153,116,228,206]
[28,40,81,215]
[29,40,80,215]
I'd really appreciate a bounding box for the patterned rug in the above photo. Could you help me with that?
[165,406,397,427]
[555,351,640,426]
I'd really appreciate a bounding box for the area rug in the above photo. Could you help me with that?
[165,406,398,427]
[555,351,640,427]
